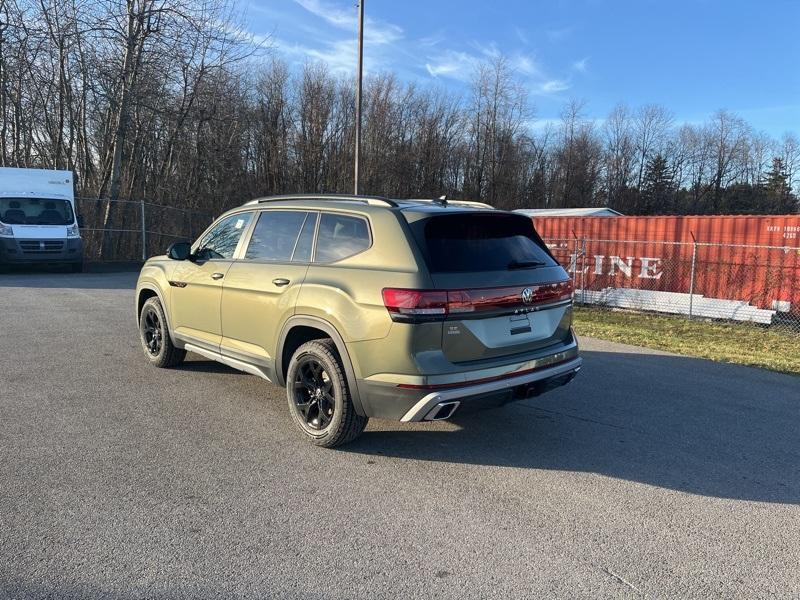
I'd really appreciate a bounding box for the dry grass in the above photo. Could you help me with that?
[573,306,800,376]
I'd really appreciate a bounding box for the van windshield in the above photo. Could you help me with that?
[411,212,557,273]
[0,198,75,225]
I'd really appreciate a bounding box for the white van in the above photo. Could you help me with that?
[0,167,83,271]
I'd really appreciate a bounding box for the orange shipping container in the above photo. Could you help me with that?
[530,215,800,316]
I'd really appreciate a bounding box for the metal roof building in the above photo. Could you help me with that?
[514,207,623,217]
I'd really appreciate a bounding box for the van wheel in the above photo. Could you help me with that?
[70,262,83,273]
[139,297,186,368]
[286,339,368,448]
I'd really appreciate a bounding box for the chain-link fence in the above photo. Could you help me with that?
[75,197,216,262]
[544,236,800,331]
[70,198,800,330]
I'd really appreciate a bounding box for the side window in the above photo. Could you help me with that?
[195,212,253,260]
[245,211,311,262]
[315,213,371,263]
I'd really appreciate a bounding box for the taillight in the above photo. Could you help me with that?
[382,280,572,323]
[381,289,448,322]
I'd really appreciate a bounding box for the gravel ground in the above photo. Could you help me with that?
[1,271,798,599]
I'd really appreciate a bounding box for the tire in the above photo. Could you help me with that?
[138,296,186,368]
[70,262,83,273]
[286,339,368,448]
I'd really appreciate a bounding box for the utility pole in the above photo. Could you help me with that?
[354,0,364,195]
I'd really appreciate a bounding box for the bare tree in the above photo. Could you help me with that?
[706,110,749,211]
[779,132,799,191]
[633,104,673,190]
[0,4,796,261]
[603,102,635,207]
[464,56,529,207]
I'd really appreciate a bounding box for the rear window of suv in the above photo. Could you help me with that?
[412,212,557,273]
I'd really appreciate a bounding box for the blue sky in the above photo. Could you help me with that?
[246,0,800,137]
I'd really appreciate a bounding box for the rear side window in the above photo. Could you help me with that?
[245,211,311,262]
[315,213,370,263]
[414,213,556,273]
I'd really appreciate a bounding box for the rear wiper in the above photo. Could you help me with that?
[507,259,546,270]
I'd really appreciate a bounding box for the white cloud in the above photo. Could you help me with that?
[418,33,446,48]
[510,54,540,77]
[305,39,360,73]
[471,41,501,59]
[292,0,356,29]
[275,36,362,74]
[255,4,576,97]
[424,44,569,98]
[534,79,571,95]
[425,50,477,81]
[292,0,403,46]
[572,57,589,73]
[260,1,408,75]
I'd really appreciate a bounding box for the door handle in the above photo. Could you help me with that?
[272,278,290,287]
[211,272,224,280]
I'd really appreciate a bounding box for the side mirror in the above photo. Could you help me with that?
[77,215,85,227]
[167,241,192,261]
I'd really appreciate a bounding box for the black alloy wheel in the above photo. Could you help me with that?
[138,296,186,368]
[285,338,368,447]
[142,307,163,356]
[293,357,335,430]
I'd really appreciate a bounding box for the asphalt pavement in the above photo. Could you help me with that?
[1,271,798,599]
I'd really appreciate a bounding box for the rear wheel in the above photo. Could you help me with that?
[70,261,83,273]
[286,339,367,448]
[139,296,186,368]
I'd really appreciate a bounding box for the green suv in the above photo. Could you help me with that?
[135,195,581,447]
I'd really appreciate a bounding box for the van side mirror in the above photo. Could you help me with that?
[77,215,85,227]
[167,241,192,261]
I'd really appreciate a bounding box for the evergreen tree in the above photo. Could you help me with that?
[763,158,797,214]
[640,154,675,214]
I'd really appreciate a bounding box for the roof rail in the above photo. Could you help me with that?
[245,194,399,208]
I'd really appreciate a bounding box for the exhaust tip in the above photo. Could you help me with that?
[425,401,460,421]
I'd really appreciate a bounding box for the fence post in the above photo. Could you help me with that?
[688,232,697,320]
[571,232,579,297]
[570,232,581,305]
[140,198,147,261]
[580,238,587,306]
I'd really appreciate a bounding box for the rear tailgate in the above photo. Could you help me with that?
[407,211,574,364]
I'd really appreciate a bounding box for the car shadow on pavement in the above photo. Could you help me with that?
[177,358,248,375]
[344,350,800,505]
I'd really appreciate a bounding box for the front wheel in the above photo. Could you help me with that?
[286,339,368,447]
[139,297,186,368]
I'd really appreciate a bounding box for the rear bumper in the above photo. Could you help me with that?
[355,339,581,421]
[399,356,582,422]
[0,237,83,264]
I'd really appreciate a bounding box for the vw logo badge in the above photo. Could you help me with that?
[521,287,534,304]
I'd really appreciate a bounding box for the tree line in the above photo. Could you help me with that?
[0,0,797,221]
